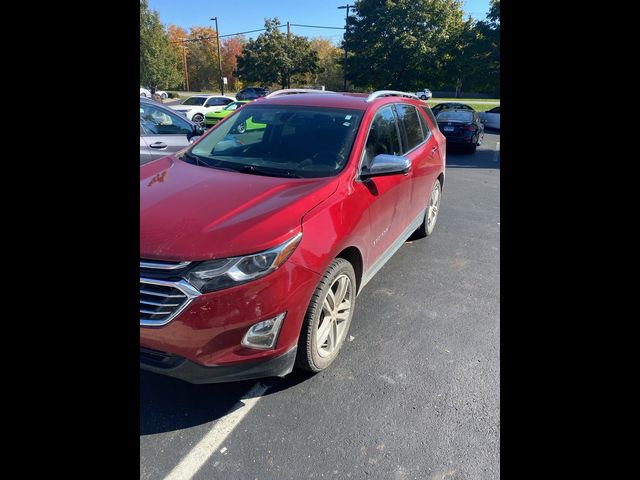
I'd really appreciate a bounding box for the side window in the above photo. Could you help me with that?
[140,104,192,135]
[205,98,225,106]
[420,106,439,132]
[362,106,401,169]
[395,104,425,151]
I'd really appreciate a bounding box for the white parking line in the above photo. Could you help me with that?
[163,382,269,480]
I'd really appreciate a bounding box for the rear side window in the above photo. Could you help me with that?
[362,106,401,168]
[395,104,425,151]
[420,106,439,132]
[206,97,233,106]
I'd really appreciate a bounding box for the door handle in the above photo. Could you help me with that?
[149,142,167,149]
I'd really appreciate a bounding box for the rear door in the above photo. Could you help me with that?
[140,103,195,161]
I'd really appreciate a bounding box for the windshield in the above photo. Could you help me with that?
[188,105,363,178]
[182,97,207,106]
[436,110,473,122]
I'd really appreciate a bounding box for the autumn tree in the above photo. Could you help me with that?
[221,36,246,91]
[140,0,181,90]
[235,18,318,89]
[185,26,221,91]
[167,24,188,90]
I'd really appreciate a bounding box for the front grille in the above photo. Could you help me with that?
[140,259,200,327]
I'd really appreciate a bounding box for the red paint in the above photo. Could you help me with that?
[140,94,446,367]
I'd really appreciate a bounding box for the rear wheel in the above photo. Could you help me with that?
[420,95,427,100]
[413,178,442,238]
[192,113,204,126]
[296,258,356,372]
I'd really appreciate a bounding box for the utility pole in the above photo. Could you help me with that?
[337,5,353,92]
[179,38,189,91]
[211,17,224,95]
[287,21,291,89]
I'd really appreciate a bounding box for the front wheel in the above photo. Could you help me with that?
[161,93,168,99]
[420,95,427,100]
[413,179,442,238]
[237,121,247,133]
[296,258,356,372]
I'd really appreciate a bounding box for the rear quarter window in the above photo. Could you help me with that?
[420,106,439,132]
[395,104,425,151]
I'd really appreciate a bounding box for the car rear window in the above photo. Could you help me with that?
[436,110,473,122]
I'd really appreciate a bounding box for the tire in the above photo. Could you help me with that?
[141,93,147,98]
[420,95,427,100]
[161,93,168,99]
[296,258,356,372]
[192,113,204,125]
[413,178,443,239]
[237,122,246,133]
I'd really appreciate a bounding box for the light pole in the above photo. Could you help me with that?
[211,17,224,95]
[338,5,353,91]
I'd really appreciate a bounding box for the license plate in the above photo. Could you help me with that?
[444,126,455,132]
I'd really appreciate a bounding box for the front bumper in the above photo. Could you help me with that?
[140,345,297,384]
[140,260,320,377]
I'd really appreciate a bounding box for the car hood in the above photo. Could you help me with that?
[140,156,338,260]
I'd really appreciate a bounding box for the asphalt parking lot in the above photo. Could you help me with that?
[140,130,500,480]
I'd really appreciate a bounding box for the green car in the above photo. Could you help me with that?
[204,100,251,127]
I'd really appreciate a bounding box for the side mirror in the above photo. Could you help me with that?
[360,154,411,180]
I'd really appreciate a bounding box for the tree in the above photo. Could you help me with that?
[344,0,467,91]
[167,24,188,90]
[307,38,344,91]
[235,18,318,89]
[221,36,246,91]
[185,26,221,91]
[140,0,181,91]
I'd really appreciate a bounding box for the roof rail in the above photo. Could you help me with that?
[265,88,335,99]
[365,90,421,103]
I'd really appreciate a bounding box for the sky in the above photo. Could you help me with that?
[148,0,492,44]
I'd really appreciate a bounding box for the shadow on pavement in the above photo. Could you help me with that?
[446,141,500,169]
[140,368,316,436]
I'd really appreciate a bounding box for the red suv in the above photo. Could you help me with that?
[140,89,446,383]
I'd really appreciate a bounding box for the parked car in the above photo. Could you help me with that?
[204,100,252,127]
[435,108,484,153]
[140,86,151,97]
[430,102,475,116]
[236,87,270,101]
[169,95,236,125]
[154,89,169,99]
[415,88,432,100]
[140,97,205,165]
[479,106,500,129]
[140,89,446,384]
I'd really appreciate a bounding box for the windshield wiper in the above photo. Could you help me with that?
[236,164,303,178]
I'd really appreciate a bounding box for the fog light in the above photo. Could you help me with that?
[241,313,286,350]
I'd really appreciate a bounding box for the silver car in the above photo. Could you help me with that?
[140,97,204,165]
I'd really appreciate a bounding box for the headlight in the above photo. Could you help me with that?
[184,232,302,293]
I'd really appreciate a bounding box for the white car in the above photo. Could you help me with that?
[415,88,432,100]
[154,89,169,99]
[169,95,236,125]
[479,106,500,129]
[140,87,151,98]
